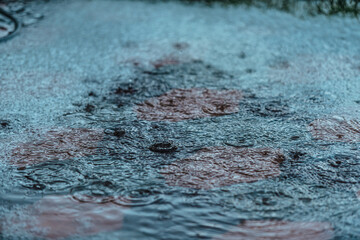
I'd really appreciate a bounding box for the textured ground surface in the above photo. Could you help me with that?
[1,0,360,239]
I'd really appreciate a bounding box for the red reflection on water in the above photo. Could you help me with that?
[10,128,104,166]
[308,117,360,142]
[3,195,126,239]
[161,147,284,189]
[213,220,333,240]
[136,88,243,122]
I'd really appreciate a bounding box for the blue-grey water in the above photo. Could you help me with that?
[1,1,360,239]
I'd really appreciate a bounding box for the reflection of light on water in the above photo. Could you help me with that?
[161,146,284,189]
[213,220,333,240]
[2,195,127,239]
[309,117,360,142]
[136,88,243,122]
[9,128,104,166]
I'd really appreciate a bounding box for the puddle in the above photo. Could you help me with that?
[1,0,360,239]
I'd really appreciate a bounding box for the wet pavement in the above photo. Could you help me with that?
[1,0,360,239]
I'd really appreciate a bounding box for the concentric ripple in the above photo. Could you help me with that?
[0,8,19,41]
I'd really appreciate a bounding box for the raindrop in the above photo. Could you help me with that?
[149,142,177,153]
